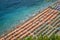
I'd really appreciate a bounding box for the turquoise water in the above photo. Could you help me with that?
[0,0,56,35]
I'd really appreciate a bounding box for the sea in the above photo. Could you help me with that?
[0,0,56,36]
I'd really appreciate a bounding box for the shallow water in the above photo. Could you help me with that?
[0,0,56,35]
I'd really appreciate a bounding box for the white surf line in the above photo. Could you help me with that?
[9,9,54,39]
[5,8,52,40]
[20,10,57,38]
[6,8,53,40]
[2,10,51,39]
[14,10,58,40]
[0,8,51,40]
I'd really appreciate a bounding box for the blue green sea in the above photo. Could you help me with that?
[0,0,56,35]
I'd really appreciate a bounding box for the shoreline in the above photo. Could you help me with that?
[0,7,60,40]
[0,0,58,38]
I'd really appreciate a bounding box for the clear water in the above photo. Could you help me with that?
[0,0,56,35]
